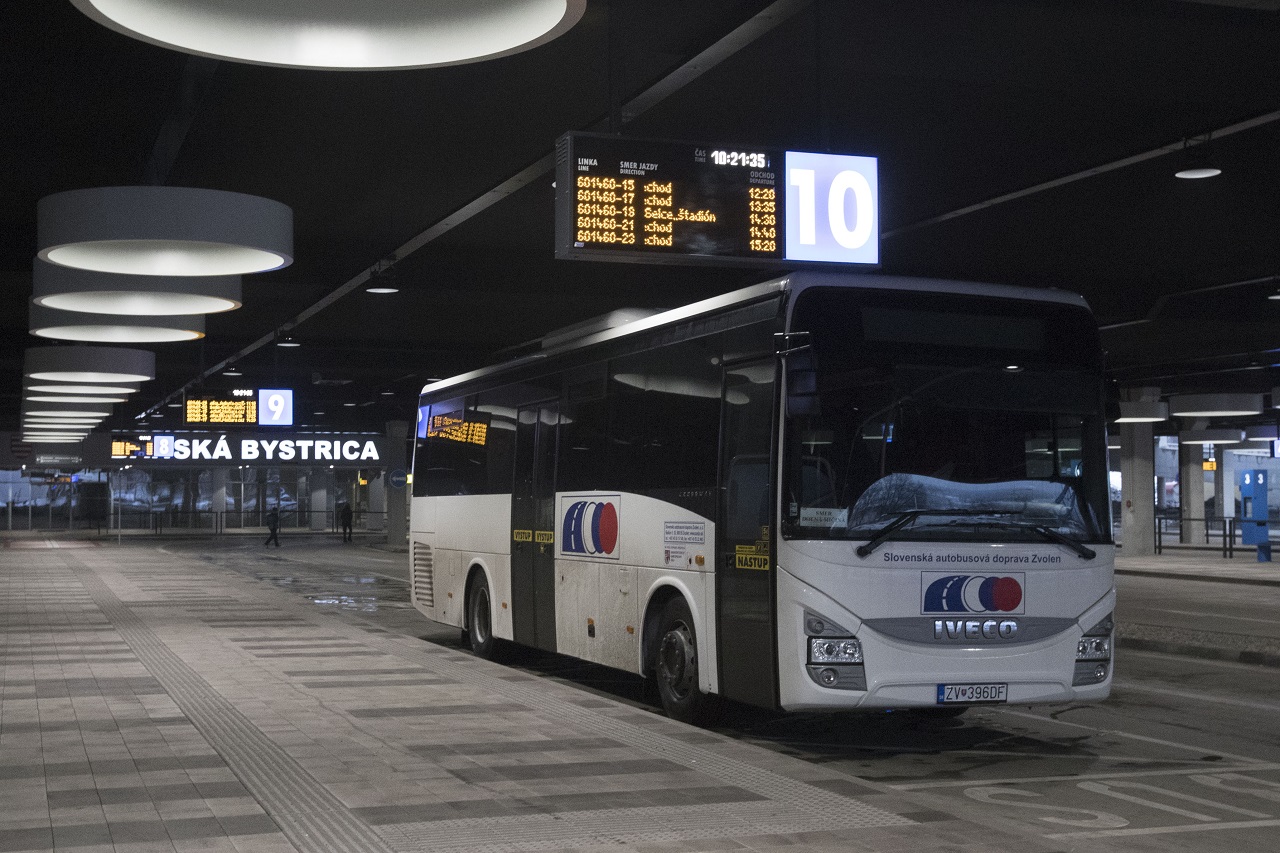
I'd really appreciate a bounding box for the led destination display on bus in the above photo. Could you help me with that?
[555,133,878,267]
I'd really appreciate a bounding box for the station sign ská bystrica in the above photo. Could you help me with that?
[111,431,385,466]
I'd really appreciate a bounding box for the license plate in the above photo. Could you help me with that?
[937,682,1008,704]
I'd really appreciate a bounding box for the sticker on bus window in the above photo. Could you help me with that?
[513,529,533,542]
[799,507,848,527]
[736,553,770,571]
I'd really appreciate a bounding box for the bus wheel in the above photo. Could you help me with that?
[467,572,499,659]
[655,597,708,724]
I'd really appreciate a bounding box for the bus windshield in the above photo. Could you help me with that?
[782,286,1111,546]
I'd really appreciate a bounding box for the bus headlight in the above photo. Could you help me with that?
[1075,613,1113,661]
[1076,636,1111,660]
[1073,613,1113,685]
[810,637,863,664]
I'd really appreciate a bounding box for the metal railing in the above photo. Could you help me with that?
[2,504,389,536]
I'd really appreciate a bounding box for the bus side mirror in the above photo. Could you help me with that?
[786,366,820,417]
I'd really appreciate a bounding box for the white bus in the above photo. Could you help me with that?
[409,271,1114,722]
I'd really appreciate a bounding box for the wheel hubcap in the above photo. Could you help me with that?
[472,588,490,643]
[658,623,695,698]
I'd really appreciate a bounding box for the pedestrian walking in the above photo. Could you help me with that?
[265,507,280,547]
[340,502,353,542]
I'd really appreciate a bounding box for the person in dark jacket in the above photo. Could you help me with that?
[265,508,280,547]
[340,502,353,542]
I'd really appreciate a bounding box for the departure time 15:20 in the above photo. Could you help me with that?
[710,150,769,168]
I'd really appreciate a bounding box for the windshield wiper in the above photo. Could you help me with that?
[855,508,1022,558]
[938,517,1098,560]
[1028,524,1096,559]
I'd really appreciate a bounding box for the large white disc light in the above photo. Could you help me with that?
[1180,428,1244,445]
[34,260,242,315]
[26,382,138,395]
[1168,393,1263,417]
[24,404,113,418]
[70,1,586,71]
[1114,400,1169,423]
[30,303,205,343]
[26,346,156,384]
[38,187,292,276]
[25,393,129,404]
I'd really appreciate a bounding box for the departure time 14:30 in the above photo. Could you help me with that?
[710,150,769,168]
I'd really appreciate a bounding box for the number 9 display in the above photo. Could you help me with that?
[257,389,294,426]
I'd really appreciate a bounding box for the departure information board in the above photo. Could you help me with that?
[555,133,878,267]
[184,389,293,427]
[185,396,257,425]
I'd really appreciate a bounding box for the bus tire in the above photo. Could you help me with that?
[654,596,710,724]
[466,571,499,659]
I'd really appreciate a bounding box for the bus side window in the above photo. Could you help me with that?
[726,455,770,541]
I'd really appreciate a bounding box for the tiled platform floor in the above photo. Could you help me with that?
[0,542,1002,853]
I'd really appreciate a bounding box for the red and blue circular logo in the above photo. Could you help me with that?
[923,574,1024,614]
[562,499,619,556]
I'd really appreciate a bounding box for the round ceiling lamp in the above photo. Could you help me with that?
[23,422,99,432]
[30,303,205,343]
[1168,393,1262,417]
[1244,425,1278,441]
[25,391,129,404]
[1174,166,1221,180]
[1180,428,1244,445]
[38,187,292,276]
[70,0,586,71]
[26,346,156,384]
[22,423,92,434]
[26,381,140,395]
[33,260,242,315]
[24,403,113,418]
[1113,401,1169,423]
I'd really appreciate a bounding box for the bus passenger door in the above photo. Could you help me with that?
[716,360,778,709]
[511,403,559,651]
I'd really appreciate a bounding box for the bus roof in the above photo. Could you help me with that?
[419,271,1091,397]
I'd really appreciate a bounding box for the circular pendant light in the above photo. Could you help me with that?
[26,346,156,383]
[1168,393,1263,417]
[70,0,586,71]
[30,302,205,343]
[26,381,139,395]
[34,260,242,315]
[1180,428,1244,445]
[22,423,93,434]
[1174,166,1221,180]
[24,402,113,418]
[1113,400,1169,423]
[38,187,292,276]
[25,390,130,404]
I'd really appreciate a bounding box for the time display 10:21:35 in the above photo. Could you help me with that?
[710,150,770,168]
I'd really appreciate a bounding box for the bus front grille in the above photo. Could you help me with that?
[412,543,434,608]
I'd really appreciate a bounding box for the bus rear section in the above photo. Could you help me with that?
[772,278,1114,712]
